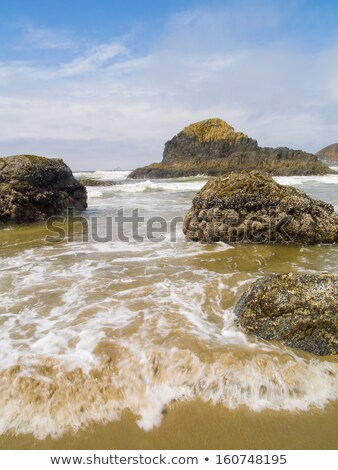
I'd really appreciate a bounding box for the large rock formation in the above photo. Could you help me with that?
[0,155,87,224]
[129,118,332,178]
[316,143,338,163]
[183,171,338,245]
[235,273,338,356]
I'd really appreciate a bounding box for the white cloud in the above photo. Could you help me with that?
[57,43,129,77]
[21,24,76,50]
[1,7,338,169]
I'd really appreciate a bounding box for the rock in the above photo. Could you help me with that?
[234,273,338,356]
[316,143,338,163]
[79,178,116,186]
[0,155,87,224]
[129,118,332,178]
[183,171,338,244]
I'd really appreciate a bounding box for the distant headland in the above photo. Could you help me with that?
[316,143,338,163]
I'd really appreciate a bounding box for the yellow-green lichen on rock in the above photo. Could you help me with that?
[235,273,338,356]
[182,118,249,142]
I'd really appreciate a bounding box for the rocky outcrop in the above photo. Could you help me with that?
[316,143,338,163]
[235,273,338,356]
[129,118,332,178]
[79,178,116,186]
[0,155,87,224]
[183,171,338,244]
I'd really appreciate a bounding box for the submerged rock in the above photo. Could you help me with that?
[0,155,87,224]
[183,171,338,245]
[79,178,116,186]
[235,273,338,356]
[129,118,332,178]
[316,143,338,163]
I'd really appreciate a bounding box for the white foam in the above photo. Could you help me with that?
[0,344,337,439]
[74,170,130,181]
[111,180,206,193]
[86,187,104,198]
[84,179,206,202]
[274,174,338,186]
[85,174,338,199]
[0,247,269,374]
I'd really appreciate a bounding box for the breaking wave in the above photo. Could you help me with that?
[0,346,337,439]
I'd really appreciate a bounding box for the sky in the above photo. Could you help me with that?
[1,0,338,170]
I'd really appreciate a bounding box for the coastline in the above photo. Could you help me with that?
[1,399,338,450]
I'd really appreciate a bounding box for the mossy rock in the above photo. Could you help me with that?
[183,171,338,245]
[0,154,87,224]
[182,118,249,142]
[235,273,338,356]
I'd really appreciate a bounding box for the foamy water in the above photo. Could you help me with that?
[275,174,338,186]
[0,170,338,439]
[74,170,131,181]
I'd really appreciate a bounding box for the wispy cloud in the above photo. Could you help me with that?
[57,43,129,77]
[21,24,76,50]
[1,5,338,169]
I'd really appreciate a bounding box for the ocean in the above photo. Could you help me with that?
[0,170,338,449]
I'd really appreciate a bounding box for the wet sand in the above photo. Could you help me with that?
[1,400,337,450]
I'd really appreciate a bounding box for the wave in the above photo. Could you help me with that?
[76,170,338,202]
[0,346,337,439]
[1,241,338,439]
[83,174,338,200]
[113,180,206,193]
[86,180,206,198]
[274,174,338,186]
[86,187,105,198]
[74,170,131,181]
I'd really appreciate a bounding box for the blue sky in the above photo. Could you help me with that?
[1,0,338,169]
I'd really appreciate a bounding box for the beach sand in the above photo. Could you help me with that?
[1,400,338,450]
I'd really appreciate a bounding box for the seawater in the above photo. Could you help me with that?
[0,171,337,448]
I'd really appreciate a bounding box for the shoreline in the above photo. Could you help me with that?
[1,399,338,450]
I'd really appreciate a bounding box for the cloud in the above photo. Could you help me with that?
[20,24,77,50]
[1,5,338,169]
[57,43,129,77]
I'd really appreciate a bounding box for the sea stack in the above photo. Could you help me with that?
[0,155,87,224]
[316,143,338,163]
[129,118,332,178]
